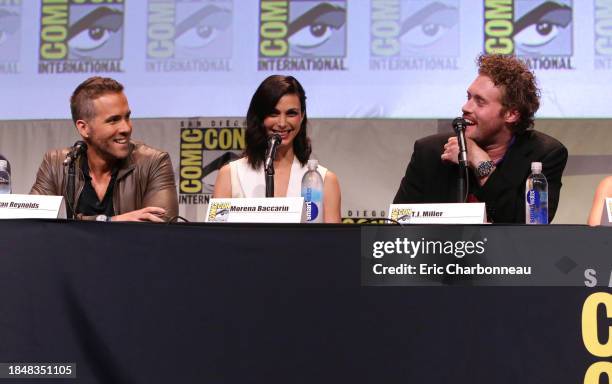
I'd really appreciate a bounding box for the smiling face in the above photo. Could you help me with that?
[76,92,132,162]
[461,75,517,146]
[263,93,304,148]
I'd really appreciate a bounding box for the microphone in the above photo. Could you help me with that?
[63,141,88,166]
[264,134,282,172]
[452,117,468,167]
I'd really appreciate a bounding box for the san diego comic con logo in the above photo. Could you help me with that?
[342,209,388,224]
[390,207,413,223]
[370,0,460,71]
[484,0,573,70]
[594,0,612,69]
[0,0,21,74]
[146,0,233,72]
[39,0,124,74]
[207,201,230,222]
[258,0,347,71]
[179,119,245,206]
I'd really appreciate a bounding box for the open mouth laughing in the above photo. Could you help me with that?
[113,137,129,145]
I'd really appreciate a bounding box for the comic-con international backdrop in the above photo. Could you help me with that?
[3,0,612,118]
[2,1,612,222]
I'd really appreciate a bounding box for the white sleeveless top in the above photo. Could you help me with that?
[229,157,327,198]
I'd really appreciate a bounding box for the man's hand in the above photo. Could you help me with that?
[442,137,496,186]
[441,136,491,169]
[111,207,167,222]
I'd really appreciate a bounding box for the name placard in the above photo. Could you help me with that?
[388,203,486,224]
[206,197,304,223]
[0,194,66,219]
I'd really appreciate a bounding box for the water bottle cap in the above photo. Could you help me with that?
[531,162,542,173]
[0,160,7,169]
[307,159,318,171]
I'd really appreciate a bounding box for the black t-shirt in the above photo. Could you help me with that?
[76,157,118,217]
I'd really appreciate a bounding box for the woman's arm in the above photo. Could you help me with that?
[323,171,341,223]
[588,176,612,226]
[213,164,232,198]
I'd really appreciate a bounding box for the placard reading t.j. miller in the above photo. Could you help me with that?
[206,197,304,223]
[388,203,486,224]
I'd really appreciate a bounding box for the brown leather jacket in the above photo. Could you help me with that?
[30,142,179,221]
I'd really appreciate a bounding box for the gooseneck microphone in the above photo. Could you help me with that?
[452,117,469,203]
[264,134,282,197]
[63,141,88,166]
[264,134,282,173]
[452,117,468,167]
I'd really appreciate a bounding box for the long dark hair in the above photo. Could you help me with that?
[245,75,311,168]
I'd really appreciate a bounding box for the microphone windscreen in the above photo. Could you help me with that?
[452,117,466,133]
[270,134,281,145]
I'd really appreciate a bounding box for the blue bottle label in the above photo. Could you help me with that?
[305,201,319,221]
[526,189,540,207]
[526,189,548,224]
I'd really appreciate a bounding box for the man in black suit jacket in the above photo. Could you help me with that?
[393,54,568,223]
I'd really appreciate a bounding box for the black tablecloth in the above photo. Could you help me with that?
[0,220,605,383]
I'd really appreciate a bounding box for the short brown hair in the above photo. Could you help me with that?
[70,77,124,123]
[477,54,540,134]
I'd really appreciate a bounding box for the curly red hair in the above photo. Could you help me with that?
[477,54,540,134]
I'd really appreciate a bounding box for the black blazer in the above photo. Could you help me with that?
[393,130,568,223]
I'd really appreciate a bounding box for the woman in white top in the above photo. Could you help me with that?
[588,176,612,225]
[213,75,341,223]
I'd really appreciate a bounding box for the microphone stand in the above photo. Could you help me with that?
[66,158,77,219]
[265,164,274,198]
[453,118,469,203]
[264,134,281,198]
[64,141,86,219]
[457,131,467,202]
[457,161,467,203]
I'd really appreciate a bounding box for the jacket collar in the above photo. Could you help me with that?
[116,142,137,181]
[77,142,137,181]
[494,130,535,184]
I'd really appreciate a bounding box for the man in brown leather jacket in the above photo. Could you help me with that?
[30,77,178,222]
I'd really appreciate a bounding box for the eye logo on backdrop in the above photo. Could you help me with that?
[0,0,21,74]
[146,0,233,72]
[258,0,347,71]
[594,0,612,69]
[178,119,245,208]
[370,0,460,71]
[38,0,124,74]
[483,0,574,70]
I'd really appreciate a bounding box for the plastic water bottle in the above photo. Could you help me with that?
[301,159,323,223]
[525,162,548,224]
[0,160,10,194]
